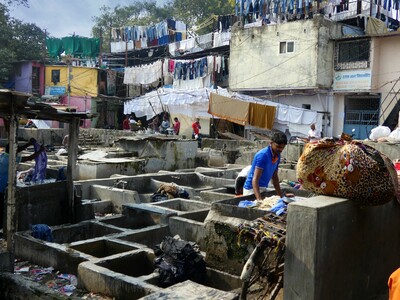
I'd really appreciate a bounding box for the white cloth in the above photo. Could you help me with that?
[238,165,251,178]
[123,60,162,85]
[243,186,268,196]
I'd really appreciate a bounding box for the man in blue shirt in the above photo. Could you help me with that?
[243,132,287,200]
[0,138,45,229]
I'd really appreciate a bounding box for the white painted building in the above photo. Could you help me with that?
[229,15,343,138]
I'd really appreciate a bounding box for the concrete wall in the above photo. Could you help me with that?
[18,127,67,146]
[60,95,92,128]
[15,181,70,231]
[229,15,341,91]
[285,196,400,300]
[78,159,147,180]
[370,35,400,124]
[332,93,346,138]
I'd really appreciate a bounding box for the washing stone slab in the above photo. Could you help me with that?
[139,280,239,300]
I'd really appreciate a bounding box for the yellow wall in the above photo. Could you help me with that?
[45,65,98,97]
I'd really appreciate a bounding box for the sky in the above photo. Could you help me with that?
[9,0,165,38]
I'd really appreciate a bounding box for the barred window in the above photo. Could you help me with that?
[338,40,370,63]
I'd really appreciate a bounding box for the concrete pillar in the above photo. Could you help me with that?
[284,196,400,300]
[67,118,79,223]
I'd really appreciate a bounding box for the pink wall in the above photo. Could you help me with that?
[60,95,92,128]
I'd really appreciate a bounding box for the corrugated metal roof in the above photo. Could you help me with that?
[0,89,92,123]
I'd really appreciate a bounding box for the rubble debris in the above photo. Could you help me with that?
[12,259,112,299]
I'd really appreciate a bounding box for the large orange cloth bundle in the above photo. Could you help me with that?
[296,139,398,206]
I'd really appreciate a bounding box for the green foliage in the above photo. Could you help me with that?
[0,0,28,7]
[173,0,234,31]
[0,3,45,87]
[9,19,46,60]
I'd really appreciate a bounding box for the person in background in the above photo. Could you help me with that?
[24,120,37,128]
[235,165,251,195]
[389,267,400,300]
[62,134,69,148]
[17,167,35,183]
[308,123,321,140]
[129,115,137,125]
[160,115,170,134]
[129,115,141,131]
[122,115,130,130]
[243,132,288,200]
[173,117,181,135]
[0,138,45,229]
[151,115,160,133]
[192,117,202,148]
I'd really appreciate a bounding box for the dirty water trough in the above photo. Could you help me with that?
[2,142,400,299]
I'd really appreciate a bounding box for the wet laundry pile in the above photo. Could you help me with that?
[238,195,303,215]
[151,182,189,202]
[153,235,206,287]
[238,195,281,210]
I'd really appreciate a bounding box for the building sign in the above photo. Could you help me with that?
[333,70,371,91]
[45,86,67,95]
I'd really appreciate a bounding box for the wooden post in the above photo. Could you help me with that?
[67,117,79,223]
[6,102,18,271]
[125,38,128,67]
[370,0,373,17]
[161,58,164,86]
[99,29,103,67]
[213,55,216,89]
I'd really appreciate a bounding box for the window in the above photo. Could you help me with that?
[338,40,370,63]
[335,39,370,70]
[279,41,294,54]
[51,69,60,85]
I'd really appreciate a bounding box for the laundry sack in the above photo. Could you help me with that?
[389,128,400,142]
[296,139,398,205]
[369,125,391,140]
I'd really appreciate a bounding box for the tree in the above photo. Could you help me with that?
[0,3,45,87]
[0,4,15,86]
[9,19,46,61]
[172,0,235,32]
[0,0,28,7]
